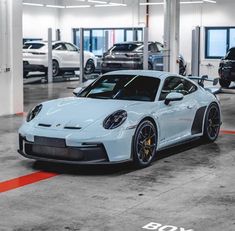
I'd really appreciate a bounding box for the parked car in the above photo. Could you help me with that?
[18,70,221,168]
[101,41,186,75]
[218,47,235,88]
[23,41,97,77]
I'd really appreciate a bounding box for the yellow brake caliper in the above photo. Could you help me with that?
[144,138,151,157]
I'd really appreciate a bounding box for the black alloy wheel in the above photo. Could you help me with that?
[85,59,95,75]
[203,103,221,142]
[52,60,60,77]
[133,120,157,168]
[219,78,231,88]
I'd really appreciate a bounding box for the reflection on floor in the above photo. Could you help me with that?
[0,79,235,231]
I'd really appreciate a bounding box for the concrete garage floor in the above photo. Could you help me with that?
[0,80,235,231]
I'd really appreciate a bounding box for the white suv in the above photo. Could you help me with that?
[23,41,97,77]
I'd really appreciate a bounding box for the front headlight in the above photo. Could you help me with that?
[26,104,42,122]
[103,110,127,129]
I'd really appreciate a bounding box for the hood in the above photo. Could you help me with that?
[35,97,142,130]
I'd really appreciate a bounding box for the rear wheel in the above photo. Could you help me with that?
[133,120,157,168]
[219,78,231,88]
[52,60,60,77]
[148,62,153,70]
[23,71,29,78]
[203,103,221,142]
[85,59,95,74]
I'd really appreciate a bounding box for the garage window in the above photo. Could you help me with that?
[205,27,235,59]
[73,28,143,56]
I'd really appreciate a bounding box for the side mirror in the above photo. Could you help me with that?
[165,92,184,105]
[73,87,82,96]
[72,79,96,96]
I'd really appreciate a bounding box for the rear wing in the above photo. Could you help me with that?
[187,75,219,87]
[187,75,220,94]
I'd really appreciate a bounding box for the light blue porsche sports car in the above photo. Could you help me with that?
[18,70,221,168]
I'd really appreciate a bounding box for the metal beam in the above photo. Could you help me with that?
[47,28,53,83]
[79,28,84,84]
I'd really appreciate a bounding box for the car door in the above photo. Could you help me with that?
[64,43,80,68]
[52,43,68,68]
[156,76,198,148]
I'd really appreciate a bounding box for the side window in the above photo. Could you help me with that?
[65,43,78,52]
[148,44,155,52]
[53,43,66,51]
[159,77,197,100]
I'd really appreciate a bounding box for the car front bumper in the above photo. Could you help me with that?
[18,124,135,164]
[18,134,111,164]
[23,61,47,72]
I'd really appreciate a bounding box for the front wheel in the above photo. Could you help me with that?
[85,59,95,74]
[219,78,231,88]
[133,120,157,168]
[52,60,60,77]
[203,103,221,142]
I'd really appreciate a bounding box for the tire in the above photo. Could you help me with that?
[85,59,95,75]
[203,103,221,142]
[219,78,231,88]
[23,71,29,78]
[52,60,60,77]
[133,120,157,168]
[148,62,153,70]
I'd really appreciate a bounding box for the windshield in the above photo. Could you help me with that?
[78,75,160,102]
[23,43,45,49]
[109,44,140,52]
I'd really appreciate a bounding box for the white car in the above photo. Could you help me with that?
[18,70,221,168]
[23,41,97,77]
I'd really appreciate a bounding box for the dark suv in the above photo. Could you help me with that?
[101,41,186,75]
[218,47,235,88]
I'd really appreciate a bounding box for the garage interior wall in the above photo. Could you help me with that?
[22,0,235,77]
[0,0,23,116]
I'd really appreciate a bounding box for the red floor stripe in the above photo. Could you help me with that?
[15,112,27,117]
[0,171,58,193]
[220,129,235,135]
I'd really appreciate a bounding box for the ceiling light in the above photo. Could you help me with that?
[140,0,216,5]
[181,1,203,3]
[140,2,164,5]
[46,4,65,8]
[23,3,44,7]
[88,0,107,3]
[66,5,91,8]
[203,0,216,3]
[95,3,127,7]
[109,2,127,6]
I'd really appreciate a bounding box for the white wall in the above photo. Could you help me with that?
[22,0,235,77]
[0,0,23,116]
[149,0,235,76]
[23,5,59,40]
[59,3,145,42]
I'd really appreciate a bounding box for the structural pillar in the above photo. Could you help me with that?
[0,0,23,116]
[163,0,180,74]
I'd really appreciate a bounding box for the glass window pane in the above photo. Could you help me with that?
[137,30,143,41]
[229,29,235,48]
[92,30,104,56]
[114,29,124,43]
[207,29,227,57]
[126,30,133,41]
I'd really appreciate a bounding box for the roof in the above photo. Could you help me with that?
[103,70,180,80]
